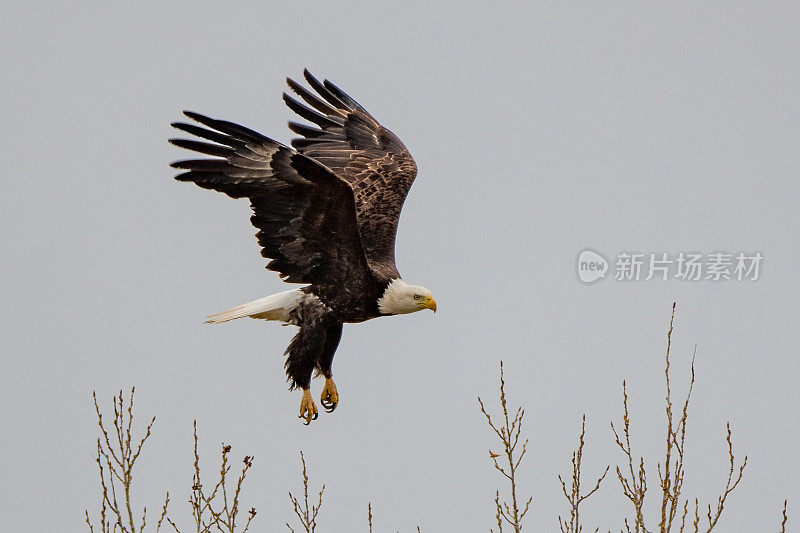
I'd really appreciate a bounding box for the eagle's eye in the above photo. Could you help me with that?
[413,295,422,300]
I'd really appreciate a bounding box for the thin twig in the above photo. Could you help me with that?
[558,415,609,532]
[287,451,325,533]
[779,500,788,533]
[480,361,532,532]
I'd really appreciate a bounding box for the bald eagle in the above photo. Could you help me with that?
[170,70,436,424]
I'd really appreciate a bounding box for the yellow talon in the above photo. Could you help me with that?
[320,378,339,413]
[299,389,318,425]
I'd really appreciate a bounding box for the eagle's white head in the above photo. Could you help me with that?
[377,278,437,315]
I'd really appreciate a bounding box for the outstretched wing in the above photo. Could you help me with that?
[170,111,370,286]
[284,70,418,279]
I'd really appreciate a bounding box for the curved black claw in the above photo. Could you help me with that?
[299,411,319,425]
[321,396,337,413]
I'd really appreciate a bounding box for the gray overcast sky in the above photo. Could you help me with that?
[2,1,798,531]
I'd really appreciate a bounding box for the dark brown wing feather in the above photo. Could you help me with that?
[170,111,370,286]
[285,70,418,280]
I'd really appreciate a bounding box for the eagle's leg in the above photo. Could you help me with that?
[317,323,343,412]
[285,316,328,425]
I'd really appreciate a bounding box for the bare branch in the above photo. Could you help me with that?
[479,361,532,532]
[610,304,754,533]
[87,388,158,533]
[703,424,747,531]
[287,452,325,533]
[558,415,609,533]
[779,500,788,533]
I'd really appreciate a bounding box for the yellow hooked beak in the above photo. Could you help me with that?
[425,296,437,313]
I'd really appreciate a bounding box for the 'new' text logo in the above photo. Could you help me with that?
[578,250,608,283]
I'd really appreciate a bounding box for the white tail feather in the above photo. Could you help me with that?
[205,289,302,324]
